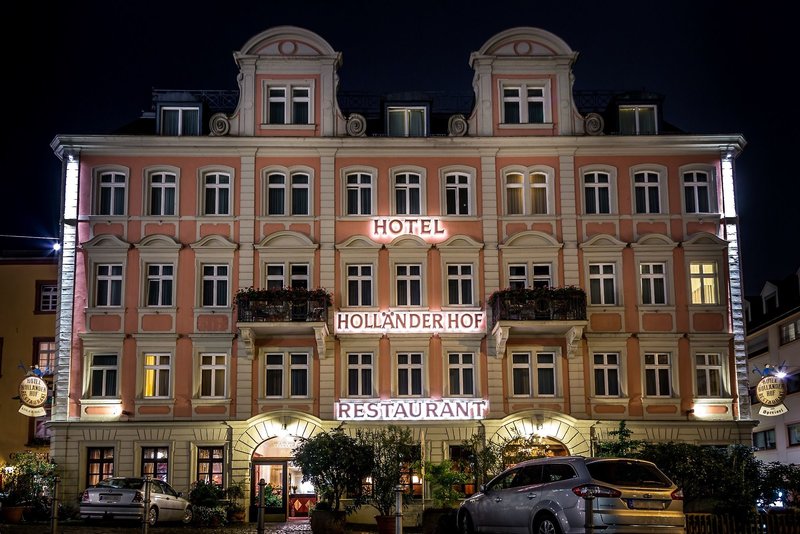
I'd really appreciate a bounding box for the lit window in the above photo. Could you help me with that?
[203,173,231,216]
[448,353,475,397]
[148,172,177,216]
[200,353,227,398]
[634,171,660,214]
[593,353,620,396]
[143,353,171,398]
[695,353,722,397]
[142,447,169,482]
[618,105,657,134]
[397,353,423,397]
[90,354,118,398]
[265,352,309,398]
[505,172,550,215]
[644,353,672,397]
[387,106,426,136]
[584,172,611,214]
[447,264,473,306]
[87,447,114,487]
[97,172,126,216]
[37,340,56,373]
[96,264,123,307]
[394,173,422,215]
[690,261,718,305]
[197,446,224,486]
[347,265,373,306]
[347,353,373,397]
[160,107,200,135]
[788,424,800,447]
[640,263,667,305]
[146,264,174,307]
[683,171,711,213]
[445,173,471,215]
[346,173,373,215]
[268,86,310,124]
[396,264,422,306]
[589,263,616,305]
[502,84,547,124]
[202,264,229,307]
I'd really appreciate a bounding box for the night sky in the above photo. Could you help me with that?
[4,0,797,295]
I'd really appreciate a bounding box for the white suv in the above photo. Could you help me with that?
[457,456,685,534]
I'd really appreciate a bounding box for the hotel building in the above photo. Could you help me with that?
[49,25,753,523]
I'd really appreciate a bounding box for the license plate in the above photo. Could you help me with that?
[628,499,665,510]
[100,494,120,503]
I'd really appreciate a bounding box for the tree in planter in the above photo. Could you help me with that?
[0,450,58,522]
[292,424,373,533]
[188,479,227,526]
[225,480,247,522]
[420,460,470,534]
[356,425,421,532]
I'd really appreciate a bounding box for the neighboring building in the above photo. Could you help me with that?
[0,253,58,467]
[745,267,800,464]
[49,26,753,525]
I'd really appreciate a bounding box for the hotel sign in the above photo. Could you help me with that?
[18,375,48,417]
[335,398,489,421]
[335,309,486,334]
[371,217,447,241]
[756,375,788,416]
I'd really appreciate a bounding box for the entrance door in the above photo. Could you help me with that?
[250,461,287,522]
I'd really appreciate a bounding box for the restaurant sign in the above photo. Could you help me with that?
[18,375,48,417]
[756,375,788,416]
[335,398,489,421]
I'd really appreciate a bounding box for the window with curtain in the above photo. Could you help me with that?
[148,172,176,216]
[143,353,171,398]
[87,447,115,487]
[197,446,224,486]
[346,173,373,215]
[593,353,620,396]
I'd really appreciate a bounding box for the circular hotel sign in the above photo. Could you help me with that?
[756,375,787,407]
[19,375,48,408]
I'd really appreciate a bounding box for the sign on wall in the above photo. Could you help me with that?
[335,398,489,421]
[753,364,789,416]
[18,374,49,417]
[335,309,486,334]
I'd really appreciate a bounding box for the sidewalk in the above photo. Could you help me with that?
[0,519,389,534]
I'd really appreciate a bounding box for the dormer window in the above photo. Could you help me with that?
[387,106,426,137]
[160,106,200,136]
[268,85,311,124]
[501,82,549,125]
[618,105,657,135]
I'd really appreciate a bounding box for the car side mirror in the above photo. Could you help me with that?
[480,484,489,494]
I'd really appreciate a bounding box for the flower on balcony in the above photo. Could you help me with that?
[235,286,332,306]
[487,286,586,308]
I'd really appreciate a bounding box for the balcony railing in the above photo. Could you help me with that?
[236,288,330,323]
[489,287,587,327]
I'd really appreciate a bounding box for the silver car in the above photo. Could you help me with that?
[457,456,685,534]
[80,477,193,526]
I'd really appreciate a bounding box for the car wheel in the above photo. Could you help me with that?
[458,511,475,534]
[534,513,562,534]
[146,506,159,526]
[182,506,193,524]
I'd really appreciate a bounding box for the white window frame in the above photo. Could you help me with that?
[593,352,621,397]
[396,352,424,397]
[39,283,58,312]
[447,352,475,397]
[392,171,424,215]
[347,352,374,398]
[618,105,657,135]
[199,353,227,398]
[264,169,312,217]
[95,169,127,216]
[142,353,172,399]
[695,353,723,397]
[640,262,667,305]
[780,318,800,345]
[395,263,423,307]
[89,353,119,398]
[443,171,472,216]
[263,351,310,399]
[387,106,427,136]
[510,350,558,397]
[146,170,178,217]
[344,171,375,216]
[201,264,229,308]
[583,171,612,215]
[265,83,312,125]
[644,352,672,397]
[502,167,554,216]
[146,264,174,307]
[500,81,550,125]
[681,166,717,214]
[346,264,374,307]
[160,106,200,136]
[633,170,661,214]
[201,171,232,216]
[689,261,719,305]
[446,264,474,306]
[589,263,617,305]
[95,264,123,307]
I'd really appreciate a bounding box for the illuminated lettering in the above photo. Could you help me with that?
[334,399,489,421]
[371,217,448,242]
[335,310,486,334]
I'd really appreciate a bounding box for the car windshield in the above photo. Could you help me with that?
[587,460,671,488]
[97,478,145,490]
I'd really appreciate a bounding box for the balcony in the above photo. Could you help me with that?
[236,288,332,357]
[488,287,588,357]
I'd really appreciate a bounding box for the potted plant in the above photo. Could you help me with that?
[421,459,469,534]
[225,479,246,523]
[0,450,57,523]
[356,425,422,534]
[292,424,373,534]
[188,479,227,526]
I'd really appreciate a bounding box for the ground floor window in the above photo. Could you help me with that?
[142,446,169,481]
[197,446,224,486]
[87,446,114,487]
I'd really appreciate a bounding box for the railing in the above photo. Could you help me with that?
[236,297,328,323]
[490,292,587,326]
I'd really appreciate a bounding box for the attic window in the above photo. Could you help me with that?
[387,106,426,137]
[160,107,200,136]
[618,105,657,135]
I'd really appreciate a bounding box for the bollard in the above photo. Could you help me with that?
[257,478,266,534]
[50,475,60,534]
[582,486,595,534]
[394,484,404,534]
[141,475,151,534]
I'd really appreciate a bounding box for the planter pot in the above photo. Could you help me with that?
[375,514,396,534]
[422,508,459,534]
[310,509,346,534]
[1,505,27,524]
